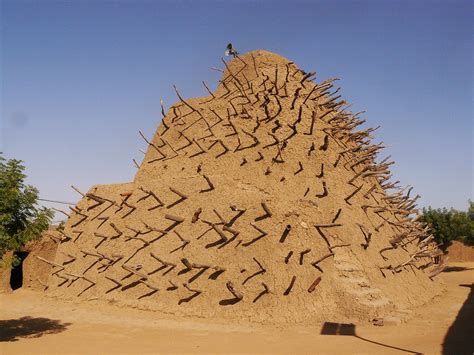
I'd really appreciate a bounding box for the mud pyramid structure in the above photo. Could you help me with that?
[44,50,444,324]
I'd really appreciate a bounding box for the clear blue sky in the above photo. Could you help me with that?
[1,0,472,222]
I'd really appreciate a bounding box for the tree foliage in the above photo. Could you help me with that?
[0,153,53,261]
[421,201,474,247]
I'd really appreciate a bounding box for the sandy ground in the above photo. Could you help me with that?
[0,262,472,355]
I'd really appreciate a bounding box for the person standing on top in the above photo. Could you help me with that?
[225,43,238,58]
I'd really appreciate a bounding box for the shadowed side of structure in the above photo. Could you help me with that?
[443,283,474,355]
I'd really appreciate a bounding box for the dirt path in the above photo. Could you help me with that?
[1,263,472,354]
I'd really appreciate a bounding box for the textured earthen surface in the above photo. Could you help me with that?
[22,233,59,291]
[0,251,13,293]
[44,50,443,324]
[0,232,59,293]
[446,241,474,262]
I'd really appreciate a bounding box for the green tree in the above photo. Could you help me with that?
[421,202,474,247]
[0,153,53,264]
[467,200,474,221]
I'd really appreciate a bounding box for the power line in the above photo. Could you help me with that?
[38,198,76,205]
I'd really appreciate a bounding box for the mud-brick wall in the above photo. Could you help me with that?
[446,241,474,262]
[23,234,59,291]
[0,232,59,293]
[0,251,13,293]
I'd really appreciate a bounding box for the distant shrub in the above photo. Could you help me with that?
[421,201,474,247]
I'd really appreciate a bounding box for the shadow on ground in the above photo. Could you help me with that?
[443,266,474,273]
[320,322,422,354]
[443,283,474,355]
[0,317,71,342]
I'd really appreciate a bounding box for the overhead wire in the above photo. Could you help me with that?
[38,198,76,205]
